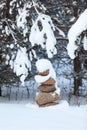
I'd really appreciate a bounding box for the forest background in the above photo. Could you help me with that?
[0,0,87,104]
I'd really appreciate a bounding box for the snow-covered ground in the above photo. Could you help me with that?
[0,101,87,130]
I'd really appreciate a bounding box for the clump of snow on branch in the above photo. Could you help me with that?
[4,20,17,44]
[5,26,10,36]
[9,47,31,84]
[82,33,87,50]
[57,27,65,38]
[9,0,16,14]
[67,9,87,59]
[29,14,57,58]
[16,3,31,37]
[35,59,60,94]
[17,5,28,36]
[17,7,28,30]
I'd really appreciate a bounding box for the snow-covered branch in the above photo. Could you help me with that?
[67,9,87,59]
[29,14,57,58]
[10,47,31,85]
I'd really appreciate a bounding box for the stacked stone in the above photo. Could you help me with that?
[35,69,59,107]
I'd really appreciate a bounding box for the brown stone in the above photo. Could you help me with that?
[40,102,58,107]
[38,84,56,92]
[42,77,56,85]
[35,92,59,106]
[38,69,49,76]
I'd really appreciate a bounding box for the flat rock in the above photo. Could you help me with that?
[40,102,58,107]
[38,84,56,92]
[42,77,56,85]
[38,69,49,76]
[35,92,59,106]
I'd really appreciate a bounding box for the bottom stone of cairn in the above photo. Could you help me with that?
[35,92,59,107]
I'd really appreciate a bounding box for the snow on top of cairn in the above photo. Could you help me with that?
[36,59,52,72]
[35,59,56,83]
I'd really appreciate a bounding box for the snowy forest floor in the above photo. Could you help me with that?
[0,101,87,130]
[0,79,87,130]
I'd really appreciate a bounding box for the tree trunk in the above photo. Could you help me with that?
[0,87,2,96]
[73,0,81,96]
[74,56,82,96]
[6,0,10,18]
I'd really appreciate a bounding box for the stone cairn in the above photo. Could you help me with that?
[35,59,60,107]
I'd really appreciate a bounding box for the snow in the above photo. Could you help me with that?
[35,59,56,82]
[67,9,87,59]
[35,74,51,83]
[70,16,76,22]
[82,34,87,50]
[5,26,9,36]
[36,59,54,72]
[10,0,16,6]
[9,44,14,49]
[57,27,65,37]
[17,5,28,29]
[0,3,5,9]
[0,101,87,130]
[29,14,57,58]
[16,3,31,38]
[10,47,31,84]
